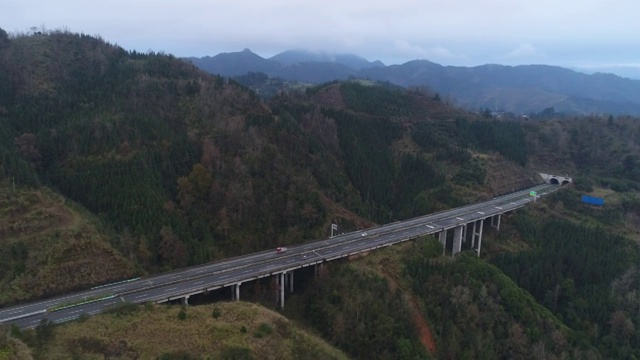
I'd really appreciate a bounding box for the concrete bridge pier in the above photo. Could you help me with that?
[231,283,241,301]
[289,271,294,293]
[438,230,448,254]
[182,296,189,305]
[471,221,476,248]
[314,262,324,277]
[491,214,501,230]
[452,226,464,256]
[472,219,484,257]
[279,272,286,309]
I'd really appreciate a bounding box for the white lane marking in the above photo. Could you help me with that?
[510,202,517,205]
[193,281,204,285]
[426,225,434,229]
[171,275,181,279]
[456,217,464,221]
[69,309,85,315]
[164,288,177,292]
[477,211,485,215]
[135,294,147,299]
[219,274,230,279]
[495,206,503,210]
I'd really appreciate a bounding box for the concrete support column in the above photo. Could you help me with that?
[438,230,447,255]
[491,214,501,230]
[462,224,468,243]
[475,220,484,257]
[315,262,324,277]
[280,272,285,309]
[471,221,477,248]
[233,283,241,301]
[452,225,463,256]
[183,296,189,306]
[289,271,294,293]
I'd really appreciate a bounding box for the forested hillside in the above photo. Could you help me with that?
[2,29,640,359]
[0,29,531,285]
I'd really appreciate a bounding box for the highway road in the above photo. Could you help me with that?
[0,183,558,328]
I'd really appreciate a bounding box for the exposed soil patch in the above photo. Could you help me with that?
[380,266,437,356]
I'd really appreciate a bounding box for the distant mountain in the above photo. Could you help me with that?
[269,50,385,70]
[360,62,640,114]
[184,48,384,79]
[273,62,356,83]
[185,48,280,76]
[187,50,640,115]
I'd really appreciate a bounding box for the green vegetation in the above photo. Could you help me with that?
[287,263,430,360]
[0,182,137,306]
[493,213,640,358]
[340,82,415,117]
[3,28,640,360]
[2,302,349,359]
[457,118,528,166]
[405,245,587,359]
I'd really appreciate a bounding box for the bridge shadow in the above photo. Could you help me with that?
[166,265,319,309]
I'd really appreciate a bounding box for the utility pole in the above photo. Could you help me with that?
[330,223,337,238]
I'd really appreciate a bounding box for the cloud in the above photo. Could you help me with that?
[504,43,547,61]
[393,40,466,63]
[3,0,640,73]
[393,40,429,58]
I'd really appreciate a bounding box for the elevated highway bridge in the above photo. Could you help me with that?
[0,183,561,328]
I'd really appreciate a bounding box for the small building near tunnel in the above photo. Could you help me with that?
[539,173,573,185]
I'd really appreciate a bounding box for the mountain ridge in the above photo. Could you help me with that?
[186,48,640,115]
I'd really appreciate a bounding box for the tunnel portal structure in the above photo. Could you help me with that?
[539,173,572,185]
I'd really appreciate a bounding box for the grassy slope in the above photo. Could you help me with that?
[0,180,137,306]
[37,302,349,359]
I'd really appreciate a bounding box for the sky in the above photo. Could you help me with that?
[3,0,640,78]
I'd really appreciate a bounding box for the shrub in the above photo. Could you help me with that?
[253,322,273,338]
[177,308,187,321]
[211,307,221,319]
[220,345,252,360]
